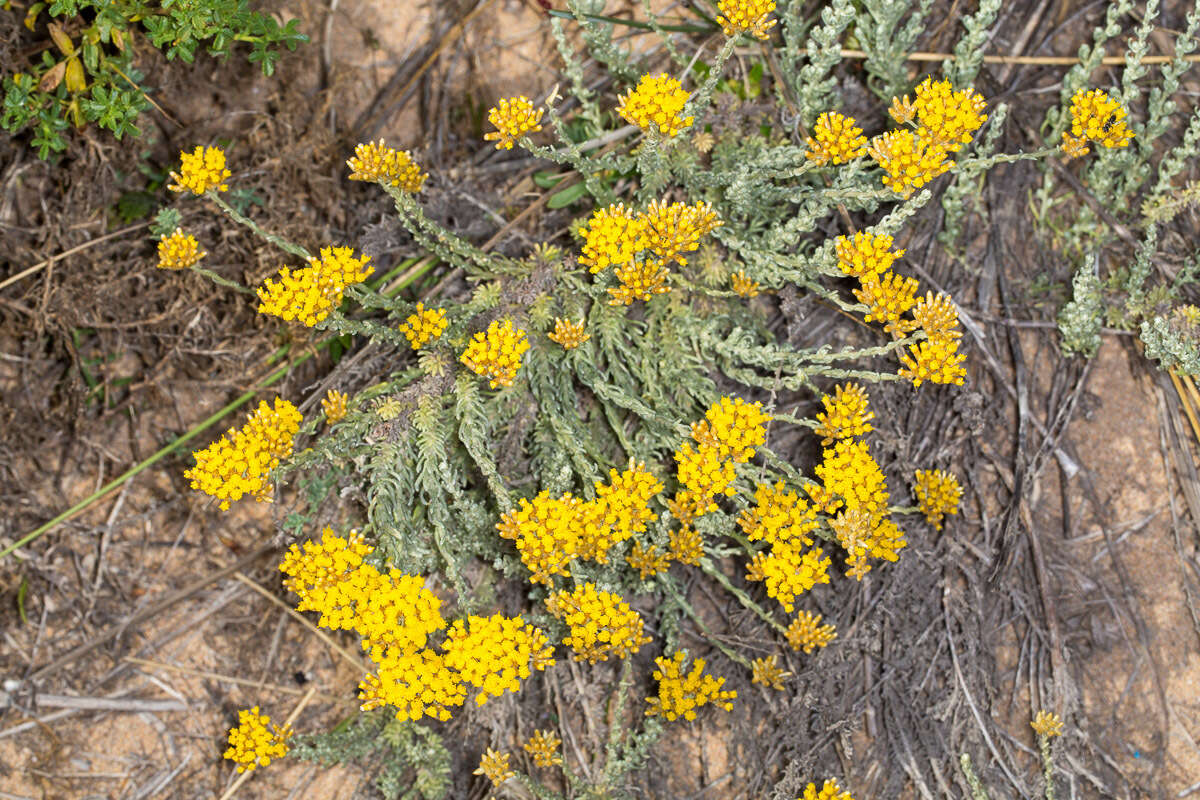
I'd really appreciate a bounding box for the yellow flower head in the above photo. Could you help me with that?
[675,443,737,511]
[1064,88,1133,158]
[346,140,427,192]
[805,111,868,165]
[185,398,302,510]
[546,582,652,663]
[474,748,515,787]
[627,541,671,579]
[641,199,722,268]
[830,507,906,579]
[738,481,818,547]
[443,614,554,704]
[731,270,760,298]
[485,95,545,150]
[523,729,563,768]
[645,651,736,721]
[814,438,889,518]
[498,490,589,584]
[854,271,920,339]
[591,462,664,558]
[912,291,961,343]
[579,203,646,273]
[668,525,704,565]
[910,77,988,151]
[785,610,836,653]
[834,231,905,280]
[750,654,791,690]
[899,337,967,387]
[868,129,951,197]
[814,384,874,445]
[609,260,672,305]
[460,318,530,388]
[798,779,856,800]
[157,228,206,270]
[168,145,230,195]
[278,527,371,608]
[257,246,374,327]
[321,389,348,424]
[618,73,694,137]
[399,302,448,350]
[716,0,777,40]
[548,317,590,349]
[1031,710,1064,738]
[360,649,465,721]
[315,565,446,659]
[746,541,831,612]
[913,469,962,530]
[691,395,771,463]
[224,706,291,773]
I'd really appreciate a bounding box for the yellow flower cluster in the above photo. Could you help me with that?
[168,145,230,194]
[668,525,704,565]
[738,482,818,547]
[751,654,791,690]
[610,260,672,305]
[785,611,837,654]
[814,384,874,445]
[321,389,348,424]
[834,232,904,279]
[1062,89,1133,159]
[485,95,545,150]
[746,541,831,613]
[645,651,736,721]
[186,398,301,510]
[867,129,953,197]
[730,270,760,298]
[903,77,988,152]
[618,73,693,137]
[443,614,555,704]
[224,706,291,773]
[855,271,919,338]
[912,291,960,340]
[257,246,374,327]
[578,200,721,305]
[498,491,590,584]
[626,541,671,578]
[716,0,777,40]
[399,302,448,350]
[899,337,967,387]
[546,582,652,663]
[460,318,530,388]
[548,317,589,349]
[523,729,563,767]
[281,529,551,721]
[797,779,855,800]
[1031,710,1064,738]
[279,528,371,607]
[912,469,962,530]
[475,748,515,786]
[805,112,868,165]
[346,140,427,193]
[157,228,206,270]
[498,464,663,584]
[809,434,906,579]
[672,396,770,523]
[580,203,644,273]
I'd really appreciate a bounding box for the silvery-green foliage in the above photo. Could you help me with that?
[1057,259,1104,358]
[567,0,639,82]
[1044,0,1134,139]
[939,103,1009,249]
[941,0,1002,89]
[1123,224,1159,315]
[788,0,855,126]
[1141,314,1200,375]
[855,0,934,103]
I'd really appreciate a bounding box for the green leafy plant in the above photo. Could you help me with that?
[1,0,305,158]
